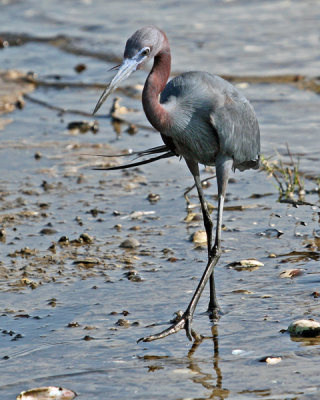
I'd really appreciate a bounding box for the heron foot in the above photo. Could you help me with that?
[207,305,221,322]
[137,312,202,343]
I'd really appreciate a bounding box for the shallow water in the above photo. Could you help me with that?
[0,1,319,399]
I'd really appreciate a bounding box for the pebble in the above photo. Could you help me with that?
[124,270,143,282]
[40,228,57,235]
[58,236,69,245]
[120,238,140,249]
[67,322,80,328]
[288,319,320,337]
[83,335,94,341]
[79,232,94,243]
[147,193,160,203]
[258,228,284,238]
[0,228,6,241]
[191,230,207,245]
[115,318,130,328]
[74,63,87,73]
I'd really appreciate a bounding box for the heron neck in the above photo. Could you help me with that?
[142,48,171,132]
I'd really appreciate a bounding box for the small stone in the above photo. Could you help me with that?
[80,232,94,243]
[130,225,141,231]
[58,235,69,245]
[83,335,94,341]
[74,63,87,73]
[115,318,130,328]
[120,238,140,249]
[288,319,320,337]
[40,228,57,235]
[191,230,207,245]
[147,193,160,203]
[124,270,143,282]
[0,228,6,241]
[47,298,57,307]
[268,253,277,258]
[67,322,80,328]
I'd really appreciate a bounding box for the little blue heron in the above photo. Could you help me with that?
[93,26,260,342]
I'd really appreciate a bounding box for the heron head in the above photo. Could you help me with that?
[93,26,166,115]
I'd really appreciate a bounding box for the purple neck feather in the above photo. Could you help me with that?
[142,38,171,132]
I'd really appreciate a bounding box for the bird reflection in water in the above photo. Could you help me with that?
[141,326,229,400]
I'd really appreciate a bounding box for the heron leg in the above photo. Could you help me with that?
[207,157,231,314]
[184,161,219,313]
[138,157,232,343]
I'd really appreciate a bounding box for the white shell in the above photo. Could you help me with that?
[17,386,77,400]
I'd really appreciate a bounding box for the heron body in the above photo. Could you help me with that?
[93,25,260,342]
[159,71,260,169]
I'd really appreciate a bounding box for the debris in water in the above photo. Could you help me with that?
[16,386,77,400]
[121,210,155,220]
[67,322,80,328]
[259,356,282,364]
[147,193,160,203]
[288,319,320,337]
[232,289,254,294]
[232,349,246,356]
[67,120,99,134]
[279,269,304,278]
[226,259,264,271]
[126,123,138,134]
[258,228,283,238]
[184,212,202,223]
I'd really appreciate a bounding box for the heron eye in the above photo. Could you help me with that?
[141,47,150,56]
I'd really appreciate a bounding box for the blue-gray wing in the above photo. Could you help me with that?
[210,90,260,171]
